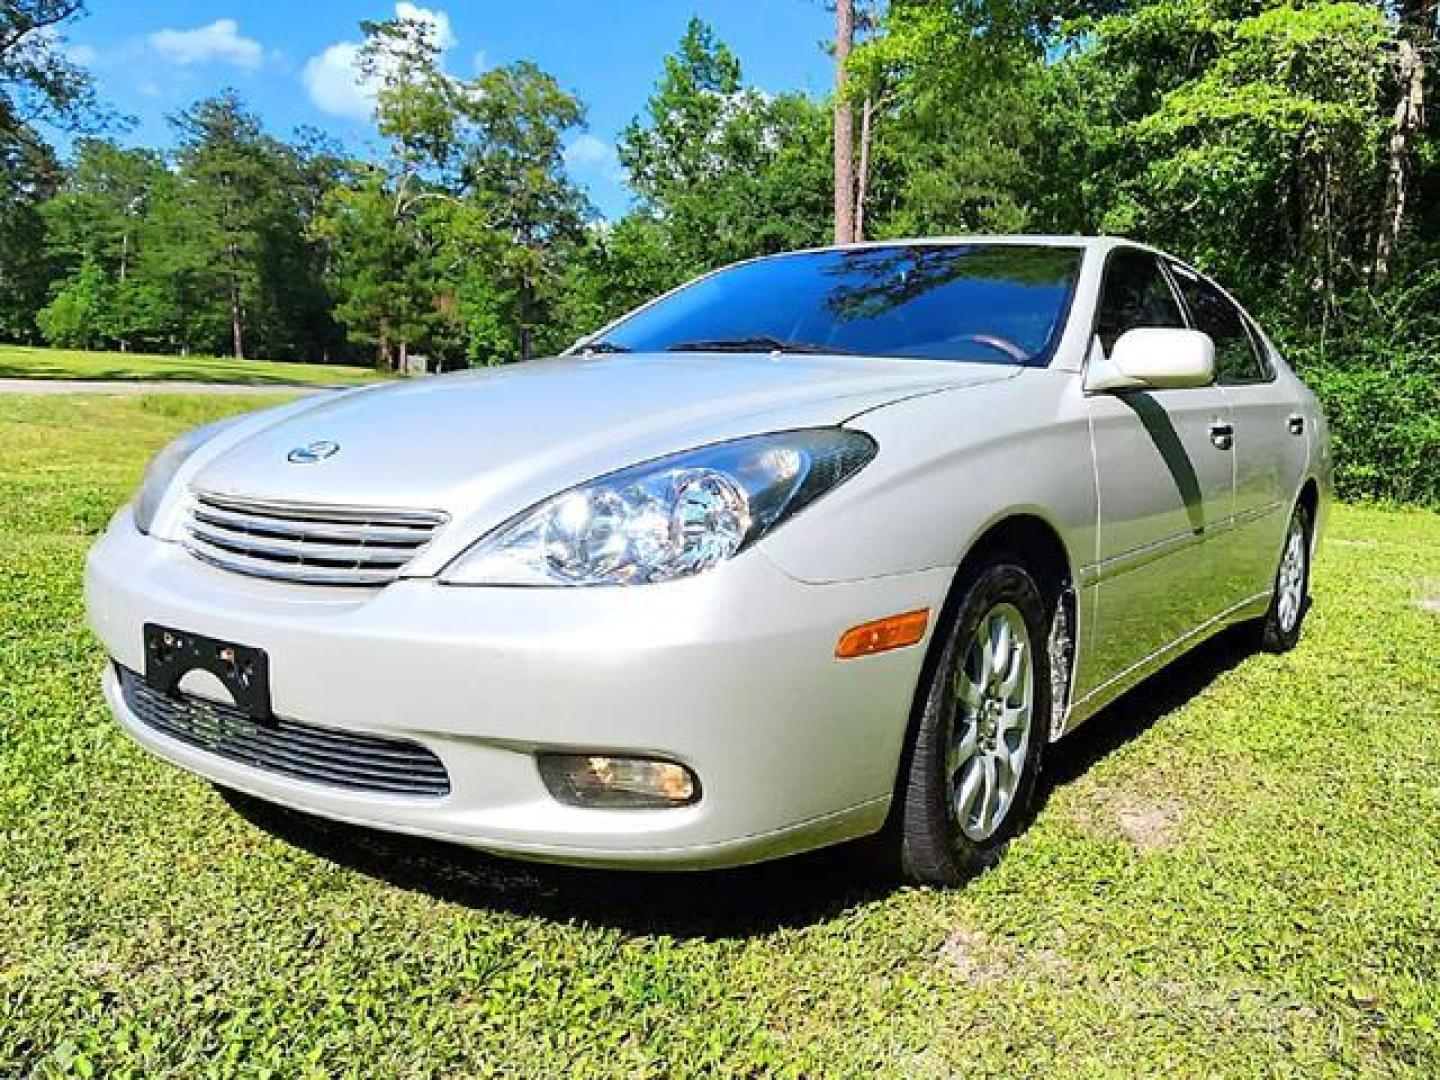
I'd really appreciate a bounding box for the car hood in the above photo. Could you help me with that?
[186,351,1015,563]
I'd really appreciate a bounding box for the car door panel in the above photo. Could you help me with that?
[1081,386,1234,700]
[1076,248,1236,702]
[1224,377,1304,595]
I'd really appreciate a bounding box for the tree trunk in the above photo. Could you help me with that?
[118,227,130,353]
[1375,37,1425,283]
[833,0,856,245]
[227,240,245,360]
[855,94,874,242]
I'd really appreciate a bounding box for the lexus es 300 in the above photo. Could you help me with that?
[85,238,1330,884]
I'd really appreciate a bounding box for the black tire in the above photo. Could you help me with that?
[1257,502,1312,654]
[895,557,1053,886]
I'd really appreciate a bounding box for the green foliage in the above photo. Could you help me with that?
[2,398,1438,1074]
[0,130,60,342]
[853,0,1439,505]
[618,18,833,275]
[35,256,108,348]
[2,4,1438,502]
[1087,2,1392,304]
[0,1,98,134]
[1279,266,1440,505]
[317,17,590,368]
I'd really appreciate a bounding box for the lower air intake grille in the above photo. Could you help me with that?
[118,666,450,798]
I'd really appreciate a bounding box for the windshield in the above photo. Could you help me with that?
[594,244,1083,364]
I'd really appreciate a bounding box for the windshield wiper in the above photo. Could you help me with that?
[577,339,632,354]
[665,335,848,356]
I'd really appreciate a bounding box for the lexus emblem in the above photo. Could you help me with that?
[287,440,340,464]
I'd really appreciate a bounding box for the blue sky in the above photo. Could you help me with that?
[55,1,836,219]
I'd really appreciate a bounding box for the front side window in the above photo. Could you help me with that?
[1168,264,1270,384]
[596,244,1084,365]
[1094,248,1185,354]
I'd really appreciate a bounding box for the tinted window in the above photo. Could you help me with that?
[1095,249,1184,353]
[1169,265,1269,384]
[601,244,1083,364]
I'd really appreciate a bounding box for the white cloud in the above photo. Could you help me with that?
[149,19,263,69]
[301,4,459,120]
[565,134,626,211]
[302,41,374,120]
[564,134,615,170]
[395,3,456,51]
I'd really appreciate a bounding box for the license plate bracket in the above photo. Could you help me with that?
[143,623,272,721]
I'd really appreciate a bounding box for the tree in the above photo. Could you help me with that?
[0,0,97,341]
[848,0,1057,239]
[454,62,589,362]
[36,254,106,347]
[172,92,280,360]
[619,18,832,274]
[1373,0,1437,281]
[0,0,97,135]
[833,0,857,244]
[40,139,166,350]
[0,129,59,341]
[314,164,437,369]
[320,15,591,368]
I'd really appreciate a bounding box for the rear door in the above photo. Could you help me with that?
[1081,249,1236,700]
[1167,264,1301,601]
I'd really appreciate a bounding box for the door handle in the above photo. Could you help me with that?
[1209,421,1234,450]
[1288,414,1305,436]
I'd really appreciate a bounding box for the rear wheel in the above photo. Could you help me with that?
[895,557,1052,885]
[1257,502,1312,653]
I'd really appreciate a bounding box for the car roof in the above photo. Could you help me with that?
[786,235,1147,257]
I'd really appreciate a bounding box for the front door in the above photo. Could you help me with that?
[1077,249,1236,701]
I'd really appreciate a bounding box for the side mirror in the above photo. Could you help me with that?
[1085,328,1216,392]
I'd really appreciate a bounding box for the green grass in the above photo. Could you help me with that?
[0,344,389,387]
[2,394,1437,1078]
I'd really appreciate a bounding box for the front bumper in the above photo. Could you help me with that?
[86,510,952,868]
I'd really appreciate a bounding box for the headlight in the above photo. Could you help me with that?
[132,416,246,534]
[442,428,877,586]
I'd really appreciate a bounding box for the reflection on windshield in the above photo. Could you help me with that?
[598,244,1082,365]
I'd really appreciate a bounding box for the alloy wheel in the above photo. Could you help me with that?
[1276,514,1307,634]
[948,602,1034,842]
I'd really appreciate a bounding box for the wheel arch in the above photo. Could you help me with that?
[1297,476,1319,522]
[879,510,1080,840]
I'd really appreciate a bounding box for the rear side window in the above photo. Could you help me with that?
[1094,249,1185,354]
[1168,264,1270,384]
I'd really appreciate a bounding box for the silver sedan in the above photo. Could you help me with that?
[85,237,1330,884]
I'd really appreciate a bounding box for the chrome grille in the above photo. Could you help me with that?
[183,491,447,586]
[118,666,450,797]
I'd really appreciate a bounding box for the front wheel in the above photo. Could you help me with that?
[1257,502,1312,653]
[895,558,1052,886]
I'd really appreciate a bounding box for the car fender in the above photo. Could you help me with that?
[759,368,1098,588]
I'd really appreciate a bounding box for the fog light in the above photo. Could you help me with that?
[538,754,699,808]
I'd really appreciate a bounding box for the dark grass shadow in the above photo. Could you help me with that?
[0,359,367,386]
[1039,622,1258,796]
[221,787,899,941]
[223,623,1267,939]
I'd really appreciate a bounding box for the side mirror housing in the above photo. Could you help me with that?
[1085,328,1216,392]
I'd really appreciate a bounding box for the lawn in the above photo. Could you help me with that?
[2,394,1437,1078]
[0,344,388,388]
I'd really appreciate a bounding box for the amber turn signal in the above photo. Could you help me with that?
[835,609,930,659]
